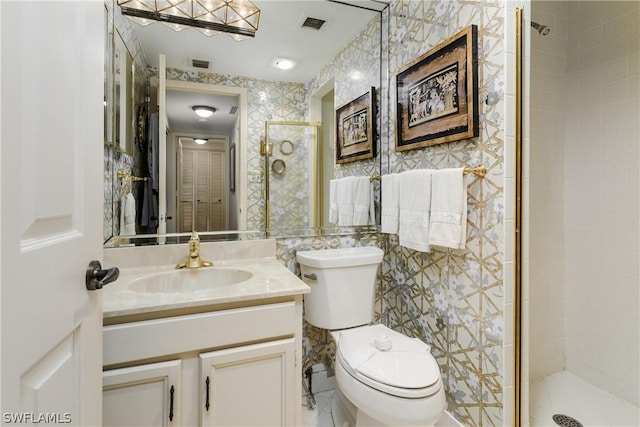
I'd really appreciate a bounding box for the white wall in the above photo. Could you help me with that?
[530,0,640,406]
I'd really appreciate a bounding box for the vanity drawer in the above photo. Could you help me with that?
[104,301,297,366]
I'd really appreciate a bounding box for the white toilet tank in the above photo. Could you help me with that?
[296,247,383,330]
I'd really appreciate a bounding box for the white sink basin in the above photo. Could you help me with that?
[128,267,253,293]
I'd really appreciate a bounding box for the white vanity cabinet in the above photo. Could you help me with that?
[200,338,296,426]
[103,299,303,427]
[103,360,181,426]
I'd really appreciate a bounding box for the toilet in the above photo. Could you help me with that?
[297,247,446,427]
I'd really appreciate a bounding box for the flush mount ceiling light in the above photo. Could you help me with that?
[272,58,296,70]
[116,0,260,40]
[194,138,208,145]
[192,105,216,118]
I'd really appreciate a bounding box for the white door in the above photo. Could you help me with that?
[1,2,104,424]
[200,338,295,426]
[103,360,182,426]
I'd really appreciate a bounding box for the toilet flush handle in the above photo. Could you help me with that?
[303,273,317,280]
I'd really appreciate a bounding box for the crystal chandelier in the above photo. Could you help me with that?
[116,0,260,40]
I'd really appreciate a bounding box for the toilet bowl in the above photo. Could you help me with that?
[331,325,446,426]
[296,247,446,426]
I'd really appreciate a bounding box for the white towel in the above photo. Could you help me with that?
[337,176,357,226]
[120,192,136,236]
[353,177,373,225]
[381,173,400,234]
[329,179,339,224]
[428,168,466,249]
[398,169,434,252]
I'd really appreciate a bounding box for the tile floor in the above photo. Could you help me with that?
[530,371,639,427]
[301,389,459,427]
[302,390,335,427]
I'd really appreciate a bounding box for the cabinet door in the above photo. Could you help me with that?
[200,338,295,426]
[103,360,181,426]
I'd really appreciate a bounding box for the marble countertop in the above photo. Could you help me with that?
[102,256,310,319]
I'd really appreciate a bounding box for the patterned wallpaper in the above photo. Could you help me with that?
[381,1,506,426]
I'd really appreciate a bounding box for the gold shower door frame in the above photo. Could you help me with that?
[515,7,524,427]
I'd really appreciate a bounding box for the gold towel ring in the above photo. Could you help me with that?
[271,159,286,175]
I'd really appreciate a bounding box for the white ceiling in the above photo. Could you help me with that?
[129,0,387,136]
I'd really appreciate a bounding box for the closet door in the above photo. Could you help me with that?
[194,150,210,231]
[179,148,225,232]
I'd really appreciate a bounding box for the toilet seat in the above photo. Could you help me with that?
[336,324,442,399]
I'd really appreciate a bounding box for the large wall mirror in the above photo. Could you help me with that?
[104,0,387,245]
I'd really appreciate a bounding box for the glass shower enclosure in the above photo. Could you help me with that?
[264,121,322,235]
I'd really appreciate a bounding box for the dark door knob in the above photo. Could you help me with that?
[85,260,119,291]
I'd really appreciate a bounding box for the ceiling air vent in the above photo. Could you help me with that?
[301,17,326,30]
[229,106,238,115]
[189,57,211,70]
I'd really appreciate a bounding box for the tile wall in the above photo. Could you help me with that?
[562,1,639,405]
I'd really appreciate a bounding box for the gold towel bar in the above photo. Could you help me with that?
[117,170,148,182]
[369,166,487,181]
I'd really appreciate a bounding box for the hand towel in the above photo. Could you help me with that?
[329,179,339,224]
[353,177,373,225]
[121,192,136,236]
[381,173,400,234]
[428,168,466,249]
[337,176,357,226]
[398,169,434,252]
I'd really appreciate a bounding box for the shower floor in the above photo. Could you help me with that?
[530,371,639,426]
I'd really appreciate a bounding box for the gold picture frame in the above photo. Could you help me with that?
[395,25,478,151]
[335,87,376,164]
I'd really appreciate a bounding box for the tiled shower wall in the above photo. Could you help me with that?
[563,1,639,405]
[529,0,639,409]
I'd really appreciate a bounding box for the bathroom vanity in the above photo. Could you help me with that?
[101,239,309,426]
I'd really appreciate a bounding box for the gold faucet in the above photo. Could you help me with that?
[176,231,213,269]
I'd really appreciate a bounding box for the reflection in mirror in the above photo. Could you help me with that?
[104,1,385,245]
[114,31,135,154]
[265,121,320,232]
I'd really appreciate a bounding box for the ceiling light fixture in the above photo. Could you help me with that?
[192,105,216,118]
[116,0,260,40]
[272,58,296,70]
[194,138,208,145]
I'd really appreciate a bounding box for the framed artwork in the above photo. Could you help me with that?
[335,87,376,164]
[229,143,236,193]
[395,25,478,151]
